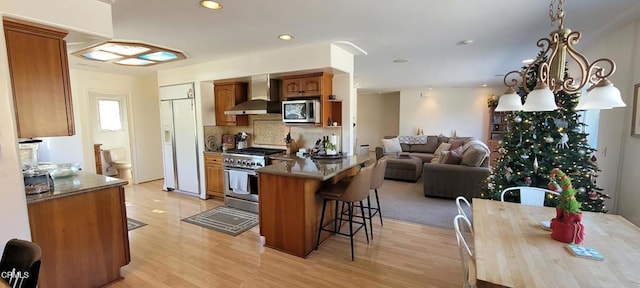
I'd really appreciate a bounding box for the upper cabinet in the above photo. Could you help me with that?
[4,19,75,138]
[282,72,340,127]
[282,73,332,99]
[214,82,248,126]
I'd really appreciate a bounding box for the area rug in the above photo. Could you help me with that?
[181,206,258,236]
[127,218,147,231]
[376,176,471,230]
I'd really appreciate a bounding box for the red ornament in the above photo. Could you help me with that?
[589,192,598,200]
[591,155,597,162]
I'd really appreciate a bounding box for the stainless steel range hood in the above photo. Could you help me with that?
[224,74,281,115]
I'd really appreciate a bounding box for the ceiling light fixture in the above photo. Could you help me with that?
[279,34,293,40]
[199,0,222,10]
[392,59,408,64]
[72,41,187,66]
[457,39,474,45]
[495,0,625,112]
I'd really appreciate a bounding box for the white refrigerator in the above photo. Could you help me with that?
[159,83,200,195]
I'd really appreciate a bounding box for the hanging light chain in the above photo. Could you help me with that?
[549,0,565,29]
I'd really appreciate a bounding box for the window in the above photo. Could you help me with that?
[98,99,123,131]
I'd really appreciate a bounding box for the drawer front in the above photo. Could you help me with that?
[204,153,223,165]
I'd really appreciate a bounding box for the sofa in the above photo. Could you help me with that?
[377,135,491,199]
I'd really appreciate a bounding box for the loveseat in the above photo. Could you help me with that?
[377,135,491,199]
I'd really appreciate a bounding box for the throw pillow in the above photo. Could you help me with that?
[381,137,402,153]
[448,138,465,150]
[441,149,462,164]
[460,146,487,167]
[425,136,438,152]
[430,142,452,163]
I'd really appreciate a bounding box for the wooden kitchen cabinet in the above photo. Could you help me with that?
[282,72,340,127]
[205,153,224,199]
[214,82,248,126]
[28,183,130,288]
[4,18,75,138]
[282,72,332,99]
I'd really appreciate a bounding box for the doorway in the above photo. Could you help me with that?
[89,91,134,182]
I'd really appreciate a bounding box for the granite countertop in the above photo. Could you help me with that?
[26,172,128,204]
[258,154,374,181]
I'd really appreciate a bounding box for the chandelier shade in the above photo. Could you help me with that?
[495,0,625,112]
[522,83,558,112]
[495,88,524,112]
[575,79,626,110]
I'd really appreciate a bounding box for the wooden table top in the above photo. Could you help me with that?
[472,198,640,288]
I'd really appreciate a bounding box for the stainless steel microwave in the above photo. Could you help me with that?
[282,99,321,124]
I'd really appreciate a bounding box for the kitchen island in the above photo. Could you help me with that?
[26,172,130,288]
[257,154,374,258]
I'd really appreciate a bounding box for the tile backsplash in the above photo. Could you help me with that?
[204,114,341,152]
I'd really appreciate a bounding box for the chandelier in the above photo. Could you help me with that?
[495,0,626,112]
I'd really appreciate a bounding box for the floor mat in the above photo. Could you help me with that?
[181,206,258,236]
[127,218,147,231]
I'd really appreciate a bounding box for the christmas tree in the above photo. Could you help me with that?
[483,54,610,212]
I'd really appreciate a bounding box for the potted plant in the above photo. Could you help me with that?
[548,168,585,244]
[324,140,337,155]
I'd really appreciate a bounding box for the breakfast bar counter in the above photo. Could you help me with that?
[26,172,130,288]
[257,154,374,257]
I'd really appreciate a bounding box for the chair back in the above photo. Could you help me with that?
[500,186,560,206]
[456,196,472,224]
[341,164,374,203]
[0,239,41,288]
[454,214,476,288]
[370,157,387,190]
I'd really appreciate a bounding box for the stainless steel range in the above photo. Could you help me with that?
[222,147,285,213]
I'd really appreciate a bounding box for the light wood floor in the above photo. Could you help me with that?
[111,180,463,288]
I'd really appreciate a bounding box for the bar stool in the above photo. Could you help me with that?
[1,238,41,288]
[315,163,374,261]
[355,157,387,239]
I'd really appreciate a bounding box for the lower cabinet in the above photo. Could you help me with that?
[27,185,130,288]
[205,153,224,199]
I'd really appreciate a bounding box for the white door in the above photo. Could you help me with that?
[173,98,199,194]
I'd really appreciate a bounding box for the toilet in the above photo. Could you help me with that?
[103,148,132,179]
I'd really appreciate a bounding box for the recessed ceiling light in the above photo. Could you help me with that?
[200,0,222,10]
[522,58,535,64]
[279,34,293,40]
[482,84,488,87]
[392,59,408,64]
[457,39,474,45]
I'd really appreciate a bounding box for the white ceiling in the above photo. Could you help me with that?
[67,0,640,94]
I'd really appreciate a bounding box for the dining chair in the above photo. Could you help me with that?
[456,196,472,219]
[0,239,41,288]
[316,163,374,261]
[500,186,559,207]
[454,214,476,288]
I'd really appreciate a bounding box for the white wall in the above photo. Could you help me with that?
[399,87,501,141]
[586,19,640,224]
[72,70,163,184]
[157,42,356,199]
[357,92,400,149]
[0,0,112,252]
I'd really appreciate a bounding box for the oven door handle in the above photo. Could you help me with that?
[223,168,257,176]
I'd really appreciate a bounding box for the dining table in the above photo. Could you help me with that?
[472,198,640,287]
